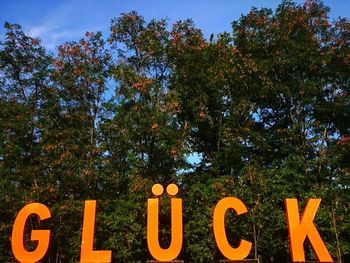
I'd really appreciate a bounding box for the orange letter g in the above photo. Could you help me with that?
[11,203,51,263]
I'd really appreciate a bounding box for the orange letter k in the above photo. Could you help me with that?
[285,198,333,262]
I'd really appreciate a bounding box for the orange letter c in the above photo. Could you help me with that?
[213,197,252,260]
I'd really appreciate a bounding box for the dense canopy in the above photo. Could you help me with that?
[0,1,349,262]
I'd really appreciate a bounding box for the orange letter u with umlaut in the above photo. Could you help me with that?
[147,184,183,262]
[11,203,51,263]
[285,198,333,262]
[80,200,111,263]
[213,197,252,260]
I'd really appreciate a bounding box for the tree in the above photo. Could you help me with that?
[0,1,349,262]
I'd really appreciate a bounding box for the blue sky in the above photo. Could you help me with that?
[0,0,348,166]
[0,0,349,50]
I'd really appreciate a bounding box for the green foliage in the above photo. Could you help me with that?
[0,1,349,262]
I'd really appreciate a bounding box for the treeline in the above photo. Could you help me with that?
[0,1,349,262]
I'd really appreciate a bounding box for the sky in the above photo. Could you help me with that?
[0,0,348,166]
[0,0,349,50]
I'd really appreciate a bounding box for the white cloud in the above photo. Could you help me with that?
[26,1,88,50]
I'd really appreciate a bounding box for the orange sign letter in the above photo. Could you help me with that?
[80,200,111,263]
[285,198,333,262]
[213,197,252,260]
[11,203,51,263]
[147,184,183,261]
